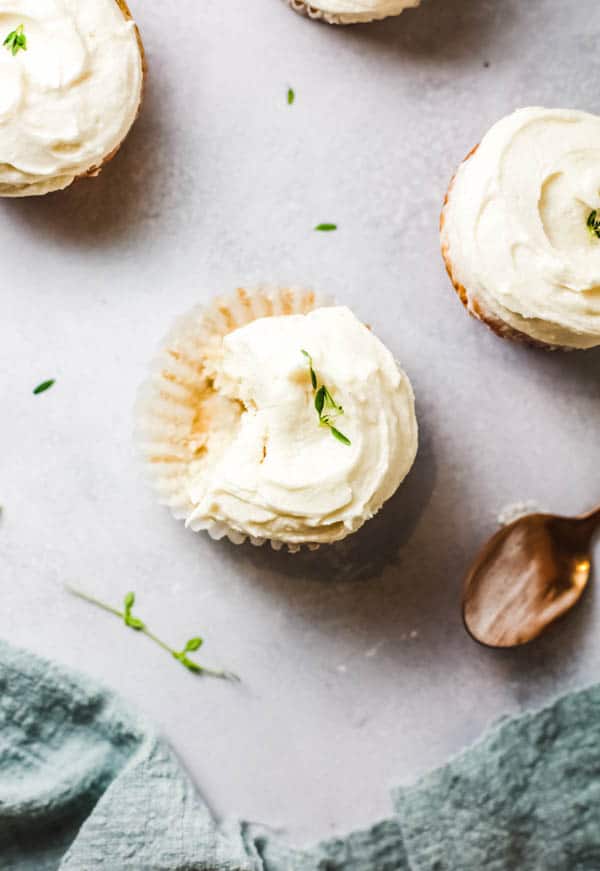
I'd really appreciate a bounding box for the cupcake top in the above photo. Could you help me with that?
[0,0,143,197]
[442,107,600,349]
[296,0,420,22]
[185,305,418,545]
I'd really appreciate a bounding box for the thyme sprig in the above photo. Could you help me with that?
[3,24,26,56]
[65,586,239,681]
[301,350,351,446]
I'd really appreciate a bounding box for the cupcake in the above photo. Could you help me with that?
[135,287,418,551]
[287,0,420,25]
[441,108,600,350]
[0,0,144,197]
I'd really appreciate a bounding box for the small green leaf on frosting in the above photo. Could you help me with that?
[315,385,325,416]
[587,210,600,240]
[301,350,318,389]
[287,87,295,105]
[330,426,351,446]
[33,379,55,395]
[3,24,26,56]
[302,350,351,446]
[315,223,337,232]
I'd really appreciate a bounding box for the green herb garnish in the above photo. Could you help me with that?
[315,223,337,232]
[33,379,55,395]
[301,350,351,446]
[65,586,239,681]
[587,210,600,240]
[3,24,26,56]
[287,87,295,105]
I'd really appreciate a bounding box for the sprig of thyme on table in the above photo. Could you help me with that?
[65,586,239,681]
[3,24,26,56]
[301,350,351,446]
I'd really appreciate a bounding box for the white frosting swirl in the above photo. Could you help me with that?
[0,0,143,197]
[187,306,418,545]
[300,0,420,23]
[442,108,600,349]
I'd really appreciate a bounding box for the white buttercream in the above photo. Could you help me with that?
[442,107,600,349]
[0,0,143,197]
[299,0,419,24]
[186,306,418,545]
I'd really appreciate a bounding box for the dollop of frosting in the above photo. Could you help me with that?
[187,306,418,545]
[0,0,143,196]
[303,0,419,23]
[442,107,600,348]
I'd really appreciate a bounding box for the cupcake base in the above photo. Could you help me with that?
[440,147,570,352]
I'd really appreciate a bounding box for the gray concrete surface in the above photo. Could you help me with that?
[1,0,599,846]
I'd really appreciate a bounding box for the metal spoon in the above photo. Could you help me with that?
[463,505,600,648]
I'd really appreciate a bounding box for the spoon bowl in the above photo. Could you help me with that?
[463,506,600,648]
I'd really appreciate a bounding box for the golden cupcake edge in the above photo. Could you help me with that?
[440,146,569,353]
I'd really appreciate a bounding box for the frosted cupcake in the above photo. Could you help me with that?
[287,0,420,25]
[135,287,418,551]
[0,0,144,197]
[441,108,600,350]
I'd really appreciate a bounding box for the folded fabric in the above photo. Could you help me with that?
[1,639,599,871]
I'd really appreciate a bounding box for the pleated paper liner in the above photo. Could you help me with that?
[286,0,420,25]
[134,286,328,552]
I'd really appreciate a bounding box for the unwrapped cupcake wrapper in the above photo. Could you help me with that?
[134,286,327,552]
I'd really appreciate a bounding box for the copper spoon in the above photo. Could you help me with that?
[463,505,600,648]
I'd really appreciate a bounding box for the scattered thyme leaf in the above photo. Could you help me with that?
[287,87,295,105]
[64,585,238,681]
[3,24,26,56]
[315,223,337,232]
[302,350,351,446]
[33,379,55,395]
[587,209,600,240]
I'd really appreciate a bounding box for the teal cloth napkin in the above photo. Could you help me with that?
[2,639,599,871]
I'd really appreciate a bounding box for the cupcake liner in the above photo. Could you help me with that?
[135,286,327,551]
[286,0,420,25]
[440,147,570,353]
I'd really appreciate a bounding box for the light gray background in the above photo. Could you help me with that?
[1,0,600,847]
